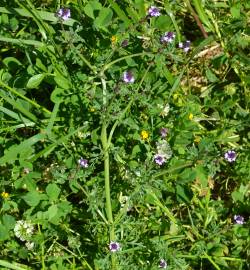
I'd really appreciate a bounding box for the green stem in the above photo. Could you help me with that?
[102,52,147,72]
[0,80,51,115]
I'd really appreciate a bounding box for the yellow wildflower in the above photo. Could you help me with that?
[188,113,194,120]
[1,192,9,199]
[89,107,95,112]
[194,136,201,143]
[141,130,149,140]
[111,35,117,44]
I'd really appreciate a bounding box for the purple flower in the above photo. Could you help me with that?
[121,39,129,47]
[109,241,121,252]
[234,215,244,224]
[160,128,168,138]
[78,157,88,168]
[224,150,237,162]
[56,8,71,21]
[159,259,167,269]
[148,6,161,17]
[154,154,166,166]
[123,71,135,83]
[179,40,191,52]
[160,32,175,43]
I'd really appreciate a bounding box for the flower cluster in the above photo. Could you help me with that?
[123,71,135,83]
[179,40,191,52]
[109,241,121,252]
[160,128,168,138]
[78,157,88,168]
[224,150,237,162]
[234,215,244,224]
[141,130,149,140]
[1,191,9,199]
[159,259,167,268]
[56,8,71,21]
[14,220,34,242]
[148,6,161,17]
[161,32,175,44]
[154,139,172,166]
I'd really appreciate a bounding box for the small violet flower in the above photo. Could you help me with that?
[234,215,244,224]
[56,8,71,21]
[179,40,191,52]
[224,150,237,163]
[159,259,167,269]
[123,71,135,83]
[160,128,168,138]
[78,158,88,168]
[161,32,175,43]
[121,39,129,47]
[154,153,166,166]
[148,6,161,17]
[109,241,121,252]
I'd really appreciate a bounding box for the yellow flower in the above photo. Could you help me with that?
[1,192,9,199]
[194,136,201,143]
[188,113,194,120]
[111,35,117,44]
[89,107,95,112]
[141,130,149,140]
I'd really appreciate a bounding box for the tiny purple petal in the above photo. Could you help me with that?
[234,215,244,224]
[123,71,135,83]
[154,154,166,166]
[160,128,168,138]
[109,241,121,252]
[78,157,88,168]
[56,8,71,20]
[183,40,191,52]
[121,40,129,47]
[148,6,161,17]
[224,150,237,162]
[159,259,167,269]
[160,32,175,44]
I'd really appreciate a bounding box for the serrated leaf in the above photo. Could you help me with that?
[27,74,45,89]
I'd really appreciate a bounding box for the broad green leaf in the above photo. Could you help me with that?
[154,16,172,31]
[83,0,102,19]
[94,8,113,29]
[22,190,41,207]
[47,204,58,220]
[46,183,60,201]
[54,72,70,89]
[0,224,9,241]
[26,74,45,89]
[2,214,16,230]
[50,87,65,103]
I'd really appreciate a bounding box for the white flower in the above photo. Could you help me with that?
[25,241,35,250]
[14,220,34,241]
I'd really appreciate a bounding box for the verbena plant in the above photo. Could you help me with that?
[0,0,249,269]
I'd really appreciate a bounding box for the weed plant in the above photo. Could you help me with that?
[0,0,249,269]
